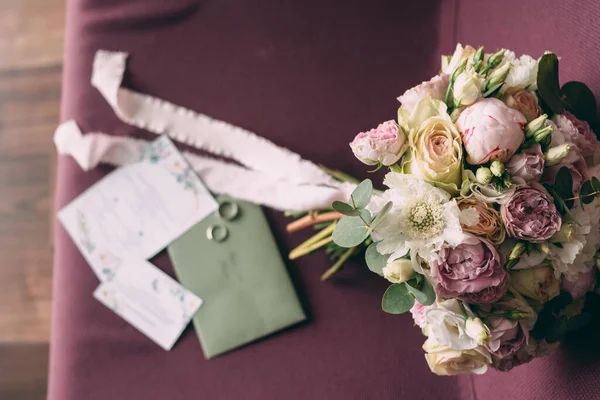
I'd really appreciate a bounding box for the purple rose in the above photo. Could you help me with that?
[506,144,544,183]
[501,183,562,243]
[484,297,537,371]
[431,235,509,304]
[561,269,596,300]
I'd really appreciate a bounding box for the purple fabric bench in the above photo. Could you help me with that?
[49,1,600,399]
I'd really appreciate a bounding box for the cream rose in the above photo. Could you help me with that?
[382,258,415,283]
[502,88,540,122]
[405,115,463,195]
[457,198,506,244]
[398,74,449,113]
[423,336,491,376]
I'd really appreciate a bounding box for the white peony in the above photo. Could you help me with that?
[367,173,467,270]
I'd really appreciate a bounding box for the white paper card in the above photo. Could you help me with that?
[94,258,203,350]
[58,135,218,281]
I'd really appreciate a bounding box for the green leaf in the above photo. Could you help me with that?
[368,201,393,233]
[332,201,361,216]
[332,209,371,248]
[566,312,593,332]
[537,53,564,115]
[561,81,597,122]
[553,166,574,208]
[350,179,373,209]
[546,315,568,343]
[592,177,600,191]
[382,283,415,314]
[406,277,436,306]
[580,180,595,205]
[365,242,388,276]
[544,184,581,226]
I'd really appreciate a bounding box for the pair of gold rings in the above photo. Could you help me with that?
[206,201,239,242]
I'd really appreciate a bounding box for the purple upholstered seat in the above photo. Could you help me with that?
[49,1,600,399]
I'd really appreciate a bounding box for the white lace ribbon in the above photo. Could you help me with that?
[91,50,338,187]
[55,119,354,211]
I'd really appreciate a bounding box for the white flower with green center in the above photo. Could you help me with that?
[368,173,468,270]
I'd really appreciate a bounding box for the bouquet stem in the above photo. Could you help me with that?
[321,247,357,281]
[286,211,343,233]
[289,223,337,260]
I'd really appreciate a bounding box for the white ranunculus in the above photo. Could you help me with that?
[425,299,479,350]
[423,336,491,376]
[382,258,415,283]
[453,69,484,107]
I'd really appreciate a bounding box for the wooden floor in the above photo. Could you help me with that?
[0,0,66,398]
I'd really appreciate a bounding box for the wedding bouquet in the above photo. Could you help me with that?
[287,44,600,375]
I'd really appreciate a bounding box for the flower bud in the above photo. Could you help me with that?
[544,144,571,166]
[509,242,526,260]
[502,172,513,188]
[382,258,415,283]
[465,317,490,345]
[473,47,484,64]
[453,69,484,107]
[476,167,493,184]
[450,58,468,82]
[550,223,577,243]
[486,49,506,69]
[511,265,560,303]
[525,114,548,138]
[490,160,505,177]
[537,242,551,255]
[486,62,511,90]
[533,125,553,144]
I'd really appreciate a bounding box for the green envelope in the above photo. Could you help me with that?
[167,197,306,358]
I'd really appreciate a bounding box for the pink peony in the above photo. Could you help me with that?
[501,183,562,243]
[456,98,526,165]
[397,74,449,113]
[431,235,509,304]
[506,143,545,183]
[349,120,408,166]
[561,269,596,300]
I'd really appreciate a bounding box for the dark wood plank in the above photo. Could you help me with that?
[0,343,49,400]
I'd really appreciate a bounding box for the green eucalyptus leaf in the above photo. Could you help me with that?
[365,242,388,276]
[546,315,568,343]
[332,209,372,248]
[537,53,564,115]
[553,166,574,208]
[580,180,595,205]
[332,201,361,216]
[561,81,597,122]
[543,184,581,226]
[566,312,593,332]
[350,179,373,209]
[406,277,436,306]
[369,201,393,233]
[592,176,600,192]
[382,283,415,314]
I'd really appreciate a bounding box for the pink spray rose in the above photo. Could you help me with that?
[554,112,599,160]
[561,269,596,300]
[410,301,432,328]
[456,98,526,165]
[431,235,509,304]
[501,183,562,243]
[350,120,408,166]
[506,143,545,183]
[397,74,449,113]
